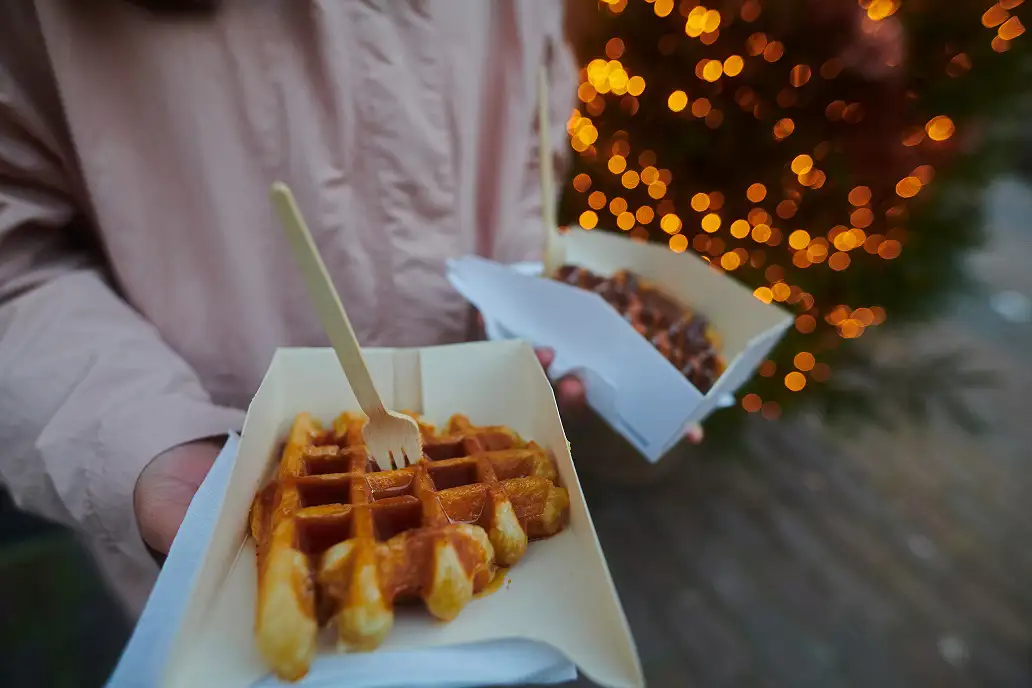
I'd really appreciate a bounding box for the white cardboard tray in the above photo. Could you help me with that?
[158,341,643,688]
[448,228,793,462]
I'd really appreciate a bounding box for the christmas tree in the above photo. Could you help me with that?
[558,0,1031,440]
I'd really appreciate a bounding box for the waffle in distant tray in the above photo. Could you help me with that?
[556,264,725,392]
[249,412,570,681]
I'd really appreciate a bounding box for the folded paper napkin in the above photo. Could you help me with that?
[108,434,577,688]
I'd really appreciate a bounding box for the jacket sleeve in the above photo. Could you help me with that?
[0,7,245,573]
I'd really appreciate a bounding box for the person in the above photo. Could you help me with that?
[0,0,705,619]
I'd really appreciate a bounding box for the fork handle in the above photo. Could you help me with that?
[538,61,564,278]
[270,182,386,419]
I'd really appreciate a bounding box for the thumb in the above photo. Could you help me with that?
[134,441,221,553]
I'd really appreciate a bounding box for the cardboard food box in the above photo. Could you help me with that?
[447,228,793,463]
[153,340,642,687]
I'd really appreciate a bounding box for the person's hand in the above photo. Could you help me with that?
[134,438,224,554]
[534,345,587,412]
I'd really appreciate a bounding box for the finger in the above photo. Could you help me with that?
[135,445,218,553]
[685,423,704,445]
[556,374,586,408]
[136,470,202,553]
[535,346,555,370]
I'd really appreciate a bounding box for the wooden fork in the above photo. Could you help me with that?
[270,182,422,470]
[538,62,566,279]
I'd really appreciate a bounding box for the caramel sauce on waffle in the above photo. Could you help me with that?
[475,567,509,598]
[250,412,570,681]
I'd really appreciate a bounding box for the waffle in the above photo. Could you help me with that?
[249,411,570,681]
[556,264,726,392]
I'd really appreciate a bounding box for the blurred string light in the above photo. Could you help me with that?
[982,0,1026,51]
[724,55,745,76]
[773,118,795,140]
[866,0,900,20]
[568,0,1024,406]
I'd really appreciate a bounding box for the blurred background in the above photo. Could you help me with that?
[3,0,1032,686]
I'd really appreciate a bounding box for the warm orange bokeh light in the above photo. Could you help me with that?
[850,208,874,229]
[701,213,722,233]
[788,229,811,250]
[825,100,846,121]
[763,41,784,62]
[720,252,741,270]
[605,37,625,59]
[848,186,872,206]
[999,16,1026,40]
[747,32,768,56]
[668,90,689,112]
[896,176,922,198]
[878,239,903,259]
[912,165,936,184]
[660,213,682,234]
[794,352,816,372]
[791,154,814,175]
[741,0,761,22]
[748,208,771,226]
[926,115,955,142]
[784,371,806,392]
[724,55,745,77]
[635,206,655,224]
[828,252,851,271]
[648,182,668,199]
[839,319,864,339]
[853,308,875,326]
[753,286,773,303]
[776,200,798,219]
[789,64,812,87]
[867,0,900,20]
[946,53,973,77]
[691,98,712,118]
[773,118,795,140]
[983,4,1010,27]
[796,314,816,333]
[731,219,751,238]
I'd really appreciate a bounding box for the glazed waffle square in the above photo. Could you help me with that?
[249,411,570,681]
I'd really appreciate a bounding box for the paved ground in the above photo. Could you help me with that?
[563,180,1032,688]
[1,180,1030,687]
